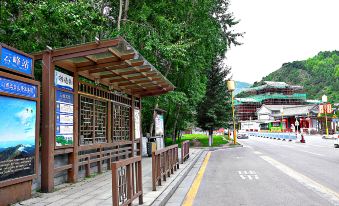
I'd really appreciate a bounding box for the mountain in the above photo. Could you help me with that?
[234,81,251,95]
[253,51,339,103]
[0,144,35,161]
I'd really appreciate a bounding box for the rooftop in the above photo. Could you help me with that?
[243,81,303,93]
[234,93,307,105]
[258,104,318,117]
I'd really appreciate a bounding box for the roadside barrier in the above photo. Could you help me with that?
[248,132,297,141]
[111,156,143,206]
[152,144,179,191]
[181,140,190,164]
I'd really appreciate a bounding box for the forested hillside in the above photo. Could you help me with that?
[254,51,339,102]
[0,0,242,139]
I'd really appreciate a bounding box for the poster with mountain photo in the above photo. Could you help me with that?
[0,96,36,182]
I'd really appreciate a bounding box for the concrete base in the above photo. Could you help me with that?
[0,181,32,206]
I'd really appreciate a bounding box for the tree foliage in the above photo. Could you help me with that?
[0,0,242,138]
[197,56,232,133]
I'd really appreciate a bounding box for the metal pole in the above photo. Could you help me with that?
[325,103,329,136]
[232,91,237,144]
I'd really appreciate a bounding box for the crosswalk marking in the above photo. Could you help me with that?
[238,170,259,180]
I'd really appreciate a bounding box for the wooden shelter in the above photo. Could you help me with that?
[33,37,174,192]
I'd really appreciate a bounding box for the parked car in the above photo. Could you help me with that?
[237,130,249,139]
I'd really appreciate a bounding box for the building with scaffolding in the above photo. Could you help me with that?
[235,81,310,121]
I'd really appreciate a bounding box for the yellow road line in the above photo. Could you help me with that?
[182,151,211,206]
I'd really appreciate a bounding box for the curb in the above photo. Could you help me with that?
[151,149,205,206]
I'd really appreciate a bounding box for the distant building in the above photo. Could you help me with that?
[234,81,319,121]
[256,104,318,133]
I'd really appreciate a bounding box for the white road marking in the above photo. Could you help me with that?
[254,151,263,155]
[260,155,339,205]
[300,150,325,157]
[279,145,325,157]
[243,145,253,149]
[238,170,259,180]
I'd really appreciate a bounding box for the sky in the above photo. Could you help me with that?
[0,96,36,148]
[226,0,339,84]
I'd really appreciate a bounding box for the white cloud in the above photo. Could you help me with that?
[226,0,339,83]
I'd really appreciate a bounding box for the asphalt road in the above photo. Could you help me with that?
[189,135,339,206]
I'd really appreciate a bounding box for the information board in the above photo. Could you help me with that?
[0,76,37,98]
[55,90,74,146]
[0,96,36,181]
[155,114,164,136]
[0,46,33,77]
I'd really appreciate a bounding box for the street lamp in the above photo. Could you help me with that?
[280,108,284,132]
[227,80,236,144]
[322,95,329,136]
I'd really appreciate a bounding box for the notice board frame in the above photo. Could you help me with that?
[0,43,35,79]
[0,71,40,188]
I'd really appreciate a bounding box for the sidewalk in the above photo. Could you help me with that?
[16,148,203,206]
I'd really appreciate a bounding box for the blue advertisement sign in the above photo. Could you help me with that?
[0,76,37,98]
[0,47,33,76]
[0,96,36,181]
[56,90,74,105]
[55,90,74,146]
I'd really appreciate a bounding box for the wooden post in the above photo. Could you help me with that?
[68,73,79,183]
[152,152,156,191]
[137,159,143,204]
[41,51,55,192]
[111,163,119,206]
[130,96,135,157]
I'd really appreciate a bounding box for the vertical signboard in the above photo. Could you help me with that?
[134,109,141,139]
[0,74,38,184]
[0,44,34,77]
[55,70,74,147]
[55,90,74,146]
[155,114,164,136]
[55,70,73,91]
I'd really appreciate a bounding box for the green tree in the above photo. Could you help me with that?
[197,56,231,146]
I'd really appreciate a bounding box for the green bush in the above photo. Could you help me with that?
[165,134,228,147]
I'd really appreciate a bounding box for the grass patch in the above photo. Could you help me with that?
[165,134,228,147]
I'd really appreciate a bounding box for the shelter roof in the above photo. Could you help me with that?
[32,37,175,97]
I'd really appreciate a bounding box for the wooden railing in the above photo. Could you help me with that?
[111,156,143,206]
[152,144,179,191]
[181,140,190,164]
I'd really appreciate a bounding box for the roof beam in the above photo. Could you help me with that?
[78,61,126,72]
[53,47,108,62]
[108,48,135,60]
[100,66,151,79]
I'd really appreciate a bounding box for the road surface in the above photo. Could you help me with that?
[181,135,339,206]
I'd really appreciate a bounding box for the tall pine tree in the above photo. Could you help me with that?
[197,56,232,146]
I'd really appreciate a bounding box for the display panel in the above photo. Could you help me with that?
[134,109,141,139]
[55,90,74,146]
[0,96,36,181]
[155,114,164,136]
